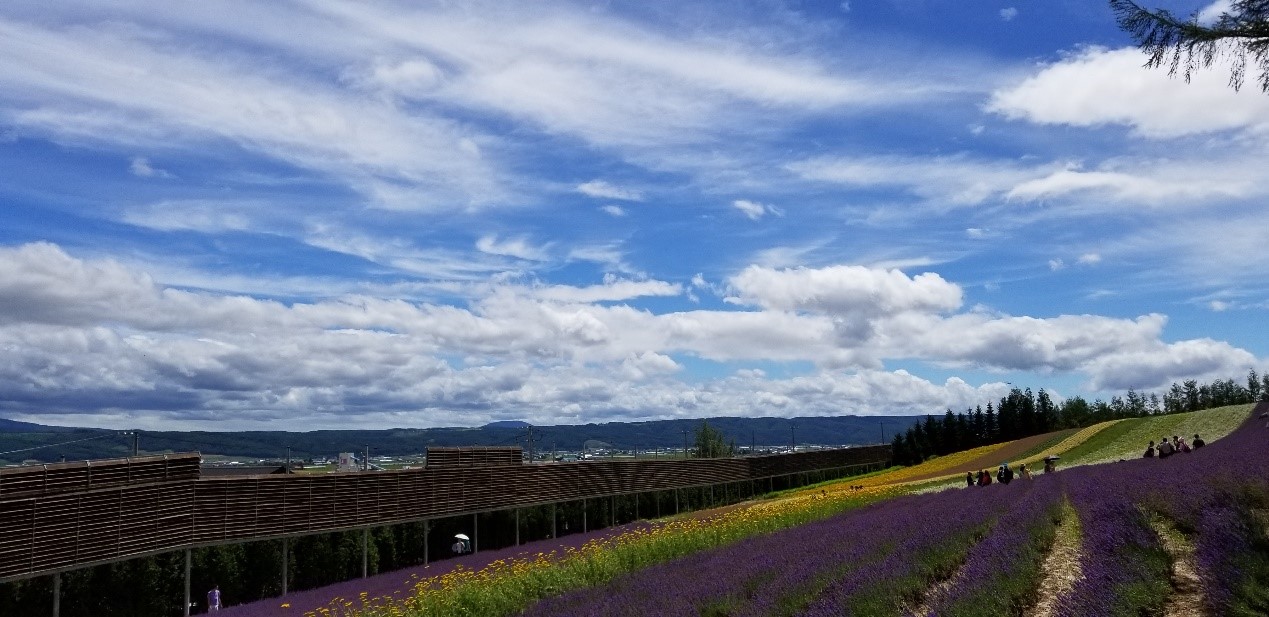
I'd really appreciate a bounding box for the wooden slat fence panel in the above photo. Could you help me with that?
[1,446,889,582]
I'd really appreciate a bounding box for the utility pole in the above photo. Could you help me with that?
[879,421,886,444]
[526,425,534,463]
[132,430,139,457]
[363,444,369,471]
[790,423,796,453]
[682,428,690,459]
[751,429,755,456]
[285,446,292,471]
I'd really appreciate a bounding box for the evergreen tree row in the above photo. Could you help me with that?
[890,370,1269,466]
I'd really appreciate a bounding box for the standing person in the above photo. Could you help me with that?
[207,585,221,612]
[452,538,464,555]
[1176,435,1191,453]
[1158,437,1175,459]
[966,471,975,487]
[1144,440,1156,458]
[1193,434,1206,449]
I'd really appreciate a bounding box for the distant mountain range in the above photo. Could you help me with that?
[0,414,924,464]
[0,417,76,433]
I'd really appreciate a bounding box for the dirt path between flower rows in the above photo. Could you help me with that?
[1151,517,1206,617]
[1025,500,1082,617]
[903,558,967,616]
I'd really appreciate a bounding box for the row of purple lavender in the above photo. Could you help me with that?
[521,408,1268,616]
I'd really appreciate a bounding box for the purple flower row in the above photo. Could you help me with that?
[1053,409,1269,617]
[913,478,1064,617]
[523,405,1269,617]
[526,474,1039,616]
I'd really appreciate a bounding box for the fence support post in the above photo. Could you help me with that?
[473,513,478,553]
[423,519,429,565]
[552,503,557,538]
[52,572,60,617]
[634,493,639,520]
[675,489,679,514]
[362,528,369,579]
[582,499,588,532]
[515,509,520,546]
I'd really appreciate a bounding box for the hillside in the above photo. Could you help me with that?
[0,414,922,465]
[1057,404,1253,467]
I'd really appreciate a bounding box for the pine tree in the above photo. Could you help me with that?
[971,406,986,446]
[1111,0,1269,93]
[985,402,998,443]
[955,411,969,452]
[1184,380,1201,411]
[940,409,957,455]
[997,391,1019,441]
[890,433,910,466]
[1036,389,1057,431]
[923,415,941,456]
[1166,382,1185,414]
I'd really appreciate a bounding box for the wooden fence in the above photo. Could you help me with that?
[0,445,889,582]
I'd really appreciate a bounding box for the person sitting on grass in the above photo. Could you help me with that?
[996,463,1014,485]
[1158,437,1175,459]
[1192,434,1206,449]
[1018,463,1032,480]
[1144,440,1156,458]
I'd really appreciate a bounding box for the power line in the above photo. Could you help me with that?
[0,433,118,457]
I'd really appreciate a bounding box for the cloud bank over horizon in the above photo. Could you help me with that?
[0,243,1260,430]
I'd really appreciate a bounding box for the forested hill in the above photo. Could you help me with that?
[0,414,922,464]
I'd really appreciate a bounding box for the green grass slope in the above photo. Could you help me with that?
[1061,404,1254,467]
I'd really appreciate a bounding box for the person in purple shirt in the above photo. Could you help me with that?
[207,585,222,612]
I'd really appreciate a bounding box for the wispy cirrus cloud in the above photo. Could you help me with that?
[732,199,782,220]
[475,235,551,262]
[0,17,504,211]
[577,180,643,201]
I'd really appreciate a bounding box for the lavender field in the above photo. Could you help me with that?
[519,404,1269,617]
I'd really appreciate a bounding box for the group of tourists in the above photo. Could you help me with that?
[1144,434,1205,458]
[965,462,1034,487]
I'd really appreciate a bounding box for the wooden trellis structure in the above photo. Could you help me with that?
[0,445,890,583]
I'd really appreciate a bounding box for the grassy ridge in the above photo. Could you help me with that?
[1060,404,1253,467]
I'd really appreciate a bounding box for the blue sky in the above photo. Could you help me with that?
[1,0,1266,430]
